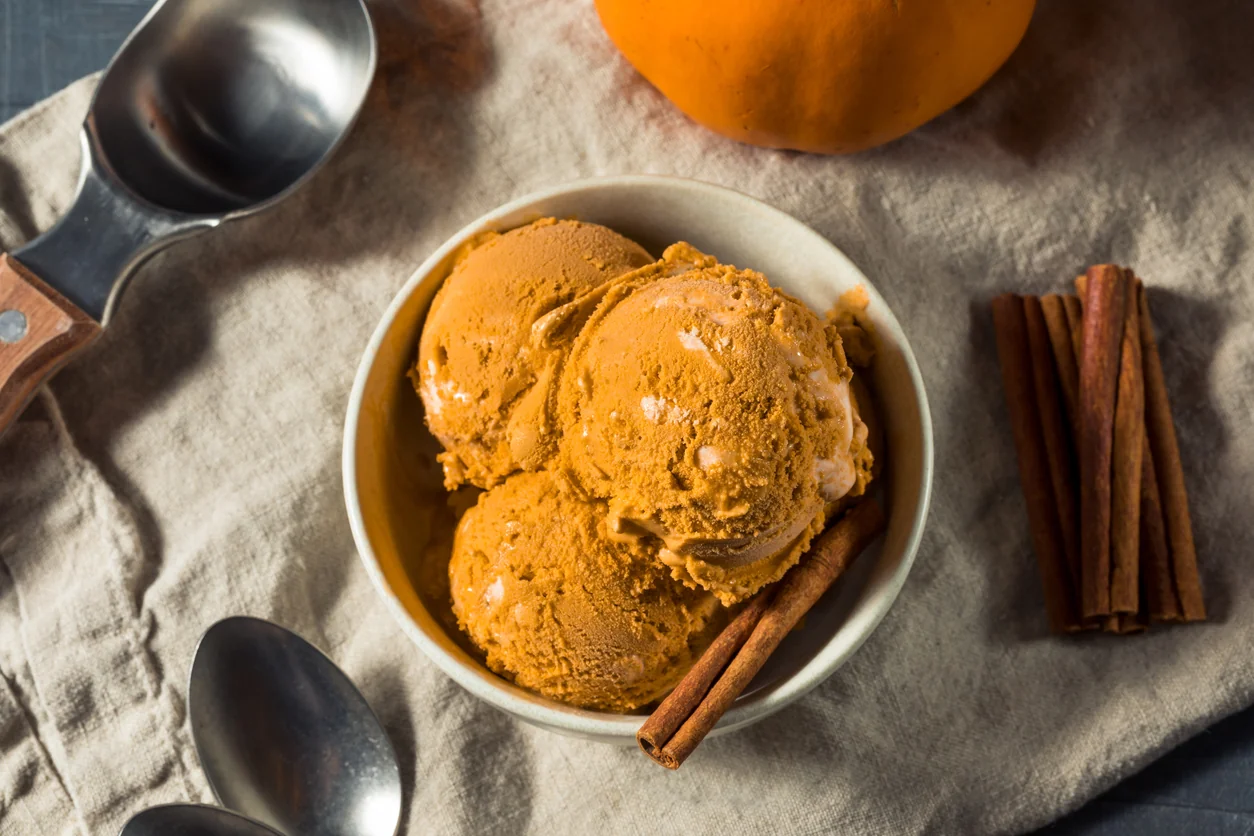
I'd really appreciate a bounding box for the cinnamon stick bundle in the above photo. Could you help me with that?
[638,500,886,769]
[995,268,1204,635]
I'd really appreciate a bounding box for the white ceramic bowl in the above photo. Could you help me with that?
[343,176,933,744]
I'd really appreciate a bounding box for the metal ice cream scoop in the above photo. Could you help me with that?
[0,0,375,433]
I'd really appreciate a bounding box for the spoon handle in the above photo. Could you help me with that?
[0,254,100,433]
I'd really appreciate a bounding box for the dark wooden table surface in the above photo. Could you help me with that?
[3,2,1253,834]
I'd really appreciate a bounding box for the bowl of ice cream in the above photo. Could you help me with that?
[343,176,933,744]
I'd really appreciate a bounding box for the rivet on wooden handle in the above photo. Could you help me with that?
[0,253,101,433]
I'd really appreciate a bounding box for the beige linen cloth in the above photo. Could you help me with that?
[2,1,1252,833]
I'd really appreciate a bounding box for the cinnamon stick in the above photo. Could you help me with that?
[639,499,886,769]
[1138,284,1206,621]
[637,587,774,757]
[1059,296,1108,631]
[1051,294,1104,632]
[1060,291,1107,631]
[1023,297,1081,594]
[1063,294,1085,367]
[1139,436,1183,622]
[1076,266,1128,619]
[1040,294,1081,435]
[1105,611,1148,635]
[1109,284,1144,614]
[992,295,1080,634]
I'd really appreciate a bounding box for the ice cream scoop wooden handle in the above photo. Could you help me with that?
[0,254,101,433]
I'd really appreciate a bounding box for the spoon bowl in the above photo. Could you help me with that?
[92,0,377,215]
[120,804,284,836]
[189,617,402,836]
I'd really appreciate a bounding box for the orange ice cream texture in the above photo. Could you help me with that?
[414,218,652,490]
[558,261,872,605]
[448,472,722,711]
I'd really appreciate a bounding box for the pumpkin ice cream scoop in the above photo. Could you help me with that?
[413,218,652,490]
[448,472,722,712]
[558,261,872,604]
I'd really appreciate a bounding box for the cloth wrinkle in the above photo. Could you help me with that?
[44,393,202,807]
[0,572,85,832]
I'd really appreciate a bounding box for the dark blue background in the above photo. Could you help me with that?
[3,2,1252,833]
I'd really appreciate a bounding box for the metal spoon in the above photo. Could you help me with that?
[0,0,376,432]
[120,804,284,836]
[189,617,402,836]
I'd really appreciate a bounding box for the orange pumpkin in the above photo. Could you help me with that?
[595,0,1036,154]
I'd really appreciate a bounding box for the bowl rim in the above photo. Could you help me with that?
[342,174,934,740]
